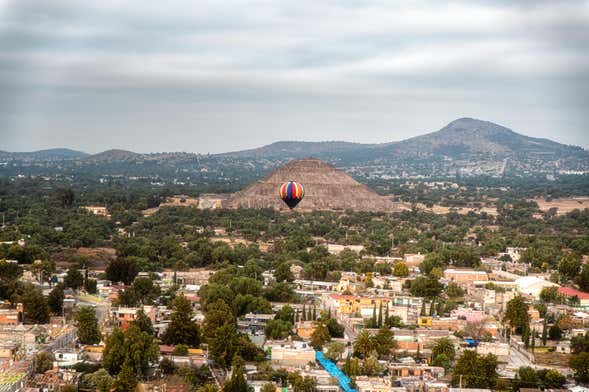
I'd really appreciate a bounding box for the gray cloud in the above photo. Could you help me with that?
[0,0,587,153]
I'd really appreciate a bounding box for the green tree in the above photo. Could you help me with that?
[222,357,249,392]
[33,351,54,373]
[47,284,64,315]
[310,322,331,350]
[275,262,295,283]
[373,327,397,359]
[325,341,345,362]
[76,306,102,344]
[265,319,292,340]
[354,330,376,359]
[106,257,139,285]
[85,368,113,392]
[451,351,498,389]
[162,295,201,346]
[103,327,126,375]
[275,305,295,323]
[64,267,84,290]
[131,308,154,335]
[392,262,409,277]
[431,337,455,361]
[22,284,49,324]
[570,352,589,385]
[504,295,530,334]
[558,252,581,282]
[112,360,137,392]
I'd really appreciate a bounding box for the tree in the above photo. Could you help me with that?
[325,342,345,362]
[261,383,277,392]
[540,286,560,303]
[204,300,238,366]
[354,330,376,359]
[76,306,102,344]
[275,262,294,283]
[22,284,49,324]
[130,276,161,305]
[431,337,455,361]
[373,327,397,359]
[222,357,249,392]
[112,360,137,392]
[85,278,98,294]
[162,295,201,346]
[103,327,126,375]
[558,252,581,282]
[409,276,443,298]
[47,284,64,315]
[103,323,159,378]
[265,319,292,340]
[131,308,154,335]
[64,267,84,290]
[310,322,331,350]
[445,282,465,298]
[84,368,113,392]
[173,344,190,356]
[451,351,498,389]
[33,351,54,373]
[392,262,409,277]
[106,257,139,285]
[275,305,295,323]
[549,324,562,340]
[504,295,530,334]
[326,318,344,338]
[570,352,589,385]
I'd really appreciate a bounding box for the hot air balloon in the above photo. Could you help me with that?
[279,181,304,209]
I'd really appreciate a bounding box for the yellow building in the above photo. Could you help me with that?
[322,293,392,319]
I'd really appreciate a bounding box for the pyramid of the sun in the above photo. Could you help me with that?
[223,158,395,212]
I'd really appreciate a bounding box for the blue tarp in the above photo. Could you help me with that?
[315,351,357,392]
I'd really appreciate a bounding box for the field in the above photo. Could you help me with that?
[534,197,589,215]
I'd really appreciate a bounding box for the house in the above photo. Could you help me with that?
[112,306,156,330]
[355,376,393,392]
[404,253,425,267]
[476,342,509,362]
[321,293,392,319]
[558,287,589,309]
[295,321,316,339]
[54,348,84,367]
[327,244,365,255]
[268,340,315,368]
[514,277,558,300]
[443,269,488,284]
[83,205,110,217]
[555,340,571,354]
[0,306,22,325]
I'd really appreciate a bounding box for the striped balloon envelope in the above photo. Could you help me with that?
[279,181,305,209]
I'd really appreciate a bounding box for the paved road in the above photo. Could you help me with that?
[506,346,533,369]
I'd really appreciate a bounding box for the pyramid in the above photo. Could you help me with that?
[223,158,395,212]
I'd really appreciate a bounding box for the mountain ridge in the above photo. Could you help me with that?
[1,118,587,178]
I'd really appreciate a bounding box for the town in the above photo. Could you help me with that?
[1,155,588,392]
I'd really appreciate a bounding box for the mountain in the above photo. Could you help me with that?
[221,118,589,177]
[220,141,365,159]
[223,158,397,211]
[0,148,88,161]
[1,118,587,179]
[85,149,141,162]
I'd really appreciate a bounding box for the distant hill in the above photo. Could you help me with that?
[85,149,141,162]
[220,141,365,159]
[220,118,589,177]
[2,118,588,179]
[224,158,398,211]
[0,148,88,161]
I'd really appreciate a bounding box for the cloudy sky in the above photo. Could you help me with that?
[1,0,588,153]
